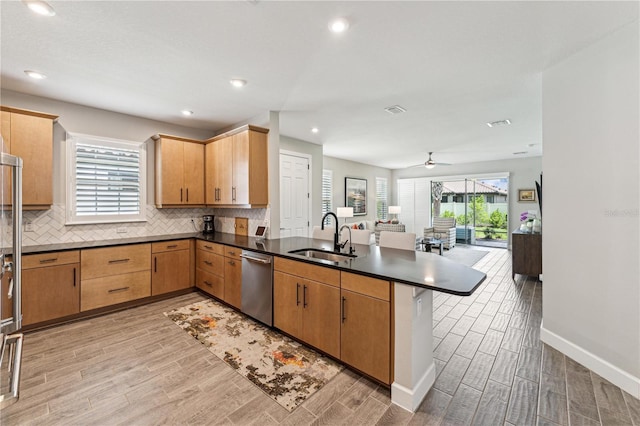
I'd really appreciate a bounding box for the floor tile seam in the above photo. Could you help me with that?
[621,392,640,426]
[589,369,634,421]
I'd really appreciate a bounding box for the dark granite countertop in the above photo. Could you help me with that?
[12,231,486,296]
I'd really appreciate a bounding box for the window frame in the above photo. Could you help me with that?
[65,132,147,225]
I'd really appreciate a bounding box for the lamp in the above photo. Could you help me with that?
[389,206,401,224]
[337,207,354,225]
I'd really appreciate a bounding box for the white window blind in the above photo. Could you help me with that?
[376,177,388,220]
[66,133,146,224]
[322,169,333,219]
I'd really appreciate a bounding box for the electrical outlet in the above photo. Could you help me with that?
[24,221,33,232]
[417,297,422,317]
[116,227,127,233]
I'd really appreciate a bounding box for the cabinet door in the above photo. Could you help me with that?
[23,263,80,325]
[11,113,53,207]
[157,138,184,205]
[273,271,302,339]
[152,249,191,296]
[216,137,233,204]
[224,256,242,309]
[232,131,249,204]
[183,142,204,205]
[341,289,391,384]
[302,279,340,358]
[1,111,11,206]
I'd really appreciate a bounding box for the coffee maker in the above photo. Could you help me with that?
[202,215,215,234]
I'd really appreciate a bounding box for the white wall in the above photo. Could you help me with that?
[322,156,393,224]
[393,156,542,242]
[542,22,639,397]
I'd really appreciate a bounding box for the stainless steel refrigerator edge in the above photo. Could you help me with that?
[240,250,273,326]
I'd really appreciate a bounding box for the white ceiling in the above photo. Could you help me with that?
[1,1,637,169]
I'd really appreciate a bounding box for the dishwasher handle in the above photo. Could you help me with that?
[240,253,272,264]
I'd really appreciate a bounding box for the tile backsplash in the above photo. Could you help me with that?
[16,204,269,246]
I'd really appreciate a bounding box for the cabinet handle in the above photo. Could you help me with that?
[228,251,236,256]
[166,244,178,249]
[204,245,213,249]
[180,188,183,202]
[203,280,212,287]
[232,187,236,201]
[73,267,76,287]
[39,258,58,264]
[108,286,130,293]
[186,188,189,202]
[204,260,213,266]
[296,283,300,306]
[228,260,235,266]
[303,285,308,308]
[108,258,130,264]
[154,256,157,273]
[342,297,347,323]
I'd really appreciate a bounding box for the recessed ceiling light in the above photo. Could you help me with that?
[22,0,56,16]
[487,119,512,128]
[328,18,349,33]
[384,105,406,115]
[230,79,247,88]
[24,70,46,80]
[181,110,193,116]
[513,151,528,155]
[311,127,319,134]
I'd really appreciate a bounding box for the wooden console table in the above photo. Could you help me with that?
[511,230,542,279]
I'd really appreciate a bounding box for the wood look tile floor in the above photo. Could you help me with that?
[2,247,639,425]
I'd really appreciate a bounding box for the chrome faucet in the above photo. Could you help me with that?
[321,212,340,252]
[339,224,354,255]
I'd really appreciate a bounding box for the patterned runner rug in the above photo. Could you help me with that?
[164,299,343,412]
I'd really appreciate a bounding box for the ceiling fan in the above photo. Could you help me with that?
[410,152,451,169]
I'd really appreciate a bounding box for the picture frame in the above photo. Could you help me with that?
[345,177,367,216]
[518,189,536,202]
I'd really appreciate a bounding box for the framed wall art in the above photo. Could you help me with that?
[518,189,536,202]
[345,177,367,216]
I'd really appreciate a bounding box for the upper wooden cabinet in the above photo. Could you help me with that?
[205,125,268,207]
[1,106,58,209]
[153,134,205,207]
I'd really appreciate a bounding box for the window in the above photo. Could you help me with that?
[322,169,333,220]
[486,195,495,203]
[376,177,388,220]
[66,133,146,224]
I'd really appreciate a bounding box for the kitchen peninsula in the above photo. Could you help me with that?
[15,232,485,413]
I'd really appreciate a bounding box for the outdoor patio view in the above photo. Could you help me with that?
[432,178,509,248]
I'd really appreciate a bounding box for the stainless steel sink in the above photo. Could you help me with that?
[288,248,356,263]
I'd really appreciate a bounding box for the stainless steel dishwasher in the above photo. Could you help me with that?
[240,250,273,326]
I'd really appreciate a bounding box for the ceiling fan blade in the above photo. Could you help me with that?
[434,162,452,166]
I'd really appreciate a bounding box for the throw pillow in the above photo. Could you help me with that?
[358,223,364,229]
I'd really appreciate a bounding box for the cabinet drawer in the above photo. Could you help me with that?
[196,268,224,299]
[23,250,80,269]
[196,249,224,276]
[341,272,391,301]
[81,244,150,280]
[224,246,242,260]
[274,257,340,287]
[196,240,224,255]
[81,270,151,311]
[152,239,190,253]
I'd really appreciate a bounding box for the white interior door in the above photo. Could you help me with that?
[280,152,310,237]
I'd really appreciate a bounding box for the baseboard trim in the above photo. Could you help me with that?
[391,361,436,412]
[540,324,640,398]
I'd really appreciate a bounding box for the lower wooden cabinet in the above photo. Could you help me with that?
[196,241,225,299]
[512,231,542,278]
[81,271,151,311]
[224,247,242,309]
[151,239,191,296]
[22,251,80,326]
[340,273,392,384]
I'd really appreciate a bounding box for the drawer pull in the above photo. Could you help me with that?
[108,258,130,264]
[203,280,212,287]
[108,286,130,293]
[204,245,213,249]
[39,258,58,264]
[228,260,235,266]
[166,244,178,249]
[204,260,213,266]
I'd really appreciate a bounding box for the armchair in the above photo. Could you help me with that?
[424,217,456,249]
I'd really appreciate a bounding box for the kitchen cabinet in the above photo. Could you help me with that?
[154,134,205,207]
[80,244,151,311]
[195,240,225,299]
[223,246,242,309]
[205,125,269,207]
[340,272,392,384]
[511,230,542,279]
[273,257,341,358]
[22,251,80,326]
[1,106,57,209]
[151,239,192,296]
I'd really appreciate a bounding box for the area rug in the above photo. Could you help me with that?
[164,300,343,412]
[442,246,489,267]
